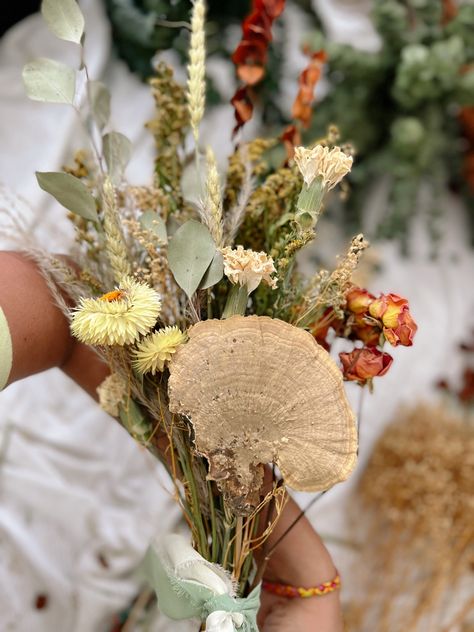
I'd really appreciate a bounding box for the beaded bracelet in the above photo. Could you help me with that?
[262,571,341,599]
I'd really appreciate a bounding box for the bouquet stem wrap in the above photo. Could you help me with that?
[143,534,260,631]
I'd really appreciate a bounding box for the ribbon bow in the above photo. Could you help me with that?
[143,533,260,632]
[206,611,244,632]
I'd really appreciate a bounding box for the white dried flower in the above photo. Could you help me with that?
[221,245,277,293]
[97,373,127,417]
[294,145,353,190]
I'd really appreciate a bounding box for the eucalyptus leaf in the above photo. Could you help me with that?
[41,0,85,44]
[36,171,98,222]
[140,211,167,244]
[103,131,132,184]
[200,250,224,290]
[89,81,110,131]
[22,58,75,104]
[168,220,216,298]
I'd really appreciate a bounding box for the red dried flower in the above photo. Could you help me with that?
[369,293,417,347]
[232,39,268,86]
[242,9,273,41]
[291,49,326,128]
[280,124,301,161]
[350,316,381,347]
[346,287,375,315]
[231,87,254,134]
[256,0,286,19]
[231,0,286,134]
[340,347,393,384]
[310,307,342,350]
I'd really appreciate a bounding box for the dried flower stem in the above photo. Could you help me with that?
[225,151,254,246]
[296,234,368,328]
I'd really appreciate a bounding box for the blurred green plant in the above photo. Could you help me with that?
[306,1,474,251]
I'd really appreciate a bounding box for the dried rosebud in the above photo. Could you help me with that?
[369,293,417,347]
[346,287,375,314]
[340,347,393,384]
[350,315,382,347]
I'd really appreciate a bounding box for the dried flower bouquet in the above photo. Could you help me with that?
[12,0,418,627]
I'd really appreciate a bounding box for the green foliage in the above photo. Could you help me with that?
[89,80,111,131]
[36,171,98,222]
[41,0,85,44]
[103,131,132,184]
[308,0,474,250]
[22,58,76,104]
[199,251,224,290]
[168,220,217,298]
[140,210,168,244]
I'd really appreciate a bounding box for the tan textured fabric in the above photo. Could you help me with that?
[0,305,12,390]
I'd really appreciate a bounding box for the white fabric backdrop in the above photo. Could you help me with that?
[0,1,472,630]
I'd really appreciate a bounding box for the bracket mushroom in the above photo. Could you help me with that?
[168,316,357,514]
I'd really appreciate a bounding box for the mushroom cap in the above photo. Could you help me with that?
[168,316,357,512]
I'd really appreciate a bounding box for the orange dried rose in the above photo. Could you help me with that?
[344,287,381,346]
[350,316,381,347]
[310,307,342,350]
[369,293,417,347]
[340,347,393,384]
[346,287,375,314]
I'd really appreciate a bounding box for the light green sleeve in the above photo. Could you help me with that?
[0,306,13,390]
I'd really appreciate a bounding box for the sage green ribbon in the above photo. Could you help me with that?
[0,306,12,391]
[143,534,260,631]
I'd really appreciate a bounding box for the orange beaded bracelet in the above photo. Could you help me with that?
[262,571,341,599]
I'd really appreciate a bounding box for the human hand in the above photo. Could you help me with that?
[258,589,344,632]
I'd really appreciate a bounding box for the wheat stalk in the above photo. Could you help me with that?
[102,178,132,284]
[187,0,206,143]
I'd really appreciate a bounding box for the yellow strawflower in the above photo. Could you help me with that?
[132,326,187,374]
[71,277,161,346]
